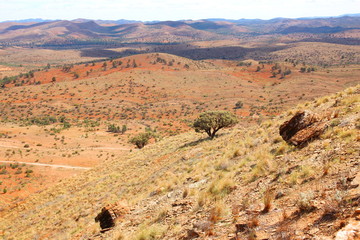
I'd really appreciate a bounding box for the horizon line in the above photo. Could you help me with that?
[1,13,359,23]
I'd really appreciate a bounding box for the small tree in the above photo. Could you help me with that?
[193,111,238,139]
[121,125,127,134]
[102,62,107,71]
[129,132,152,149]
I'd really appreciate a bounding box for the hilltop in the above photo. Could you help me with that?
[0,83,358,239]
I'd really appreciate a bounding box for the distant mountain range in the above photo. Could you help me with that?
[2,13,360,24]
[0,14,359,48]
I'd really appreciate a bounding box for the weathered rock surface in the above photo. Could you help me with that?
[181,229,200,240]
[335,220,360,240]
[95,201,129,230]
[347,172,360,201]
[289,121,328,146]
[279,110,330,146]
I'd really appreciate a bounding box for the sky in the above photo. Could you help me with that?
[0,0,359,22]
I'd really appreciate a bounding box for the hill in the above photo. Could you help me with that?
[0,51,358,216]
[0,13,359,240]
[0,84,358,239]
[1,52,358,130]
[0,16,359,49]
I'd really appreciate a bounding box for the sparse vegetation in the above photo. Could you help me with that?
[0,22,358,239]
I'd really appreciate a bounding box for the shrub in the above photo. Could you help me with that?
[208,175,235,197]
[26,116,57,126]
[192,111,238,139]
[121,125,127,134]
[262,188,274,213]
[108,124,121,133]
[234,101,243,109]
[297,191,316,213]
[129,132,152,149]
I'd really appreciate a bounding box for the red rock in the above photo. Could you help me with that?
[95,201,129,230]
[181,229,200,240]
[279,111,320,141]
[289,121,328,146]
[335,220,360,240]
[279,110,328,146]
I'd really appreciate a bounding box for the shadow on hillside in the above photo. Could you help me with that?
[179,137,211,148]
[179,132,230,148]
[79,44,290,60]
[80,48,146,58]
[167,46,288,60]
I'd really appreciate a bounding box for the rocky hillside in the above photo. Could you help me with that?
[0,85,359,239]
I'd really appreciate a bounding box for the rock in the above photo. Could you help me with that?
[172,199,192,207]
[235,223,248,234]
[347,172,360,201]
[95,201,129,230]
[354,208,360,215]
[335,220,360,240]
[193,221,212,232]
[349,173,360,189]
[280,111,320,141]
[290,122,328,146]
[181,229,200,240]
[275,191,285,199]
[189,179,207,189]
[279,110,329,146]
[309,228,319,235]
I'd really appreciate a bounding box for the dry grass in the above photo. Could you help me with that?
[262,188,274,213]
[0,84,358,239]
[134,224,167,240]
[208,174,236,198]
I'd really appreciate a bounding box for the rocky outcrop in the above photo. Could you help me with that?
[347,172,360,203]
[335,172,360,239]
[279,110,334,146]
[95,201,129,230]
[335,218,360,240]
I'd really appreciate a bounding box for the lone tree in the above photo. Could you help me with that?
[129,132,152,149]
[193,111,238,139]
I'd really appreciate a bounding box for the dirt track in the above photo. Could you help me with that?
[0,160,91,170]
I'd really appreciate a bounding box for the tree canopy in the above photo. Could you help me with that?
[192,111,238,139]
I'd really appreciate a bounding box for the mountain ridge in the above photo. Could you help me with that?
[2,13,360,24]
[0,15,359,50]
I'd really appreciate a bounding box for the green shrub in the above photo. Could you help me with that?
[130,132,153,149]
[193,111,238,139]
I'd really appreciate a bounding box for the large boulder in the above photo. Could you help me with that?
[279,111,328,146]
[95,201,129,230]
